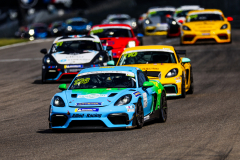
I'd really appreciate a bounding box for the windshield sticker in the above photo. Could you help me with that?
[74,78,90,85]
[124,52,138,58]
[91,29,104,34]
[124,49,173,53]
[126,72,135,77]
[133,91,141,97]
[77,94,108,99]
[75,108,99,112]
[189,14,198,19]
[149,11,157,15]
[56,42,63,46]
[76,102,102,106]
[176,10,182,14]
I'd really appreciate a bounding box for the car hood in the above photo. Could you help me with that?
[186,21,225,31]
[100,37,133,49]
[70,25,87,30]
[65,88,133,107]
[51,50,99,64]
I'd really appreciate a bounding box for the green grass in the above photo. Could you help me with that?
[0,38,29,47]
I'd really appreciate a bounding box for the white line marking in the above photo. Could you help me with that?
[157,38,179,45]
[0,38,54,51]
[0,58,42,62]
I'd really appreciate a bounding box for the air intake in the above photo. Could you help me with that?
[108,93,118,97]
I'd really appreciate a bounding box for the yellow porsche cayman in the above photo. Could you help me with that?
[116,45,194,98]
[180,9,233,45]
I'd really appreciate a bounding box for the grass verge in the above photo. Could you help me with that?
[0,38,29,47]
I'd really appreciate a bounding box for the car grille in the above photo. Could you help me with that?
[164,85,177,94]
[51,115,68,127]
[68,120,107,128]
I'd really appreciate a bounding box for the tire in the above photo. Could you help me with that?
[181,73,186,98]
[158,92,167,123]
[187,68,194,94]
[136,99,144,129]
[42,72,46,84]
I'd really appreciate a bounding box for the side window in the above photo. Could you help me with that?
[137,71,147,87]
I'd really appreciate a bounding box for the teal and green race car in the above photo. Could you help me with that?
[49,66,167,130]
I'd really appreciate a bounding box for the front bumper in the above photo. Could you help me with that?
[49,104,136,129]
[181,29,231,44]
[42,63,106,81]
[144,24,168,36]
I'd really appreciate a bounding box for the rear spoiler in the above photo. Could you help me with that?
[175,50,186,57]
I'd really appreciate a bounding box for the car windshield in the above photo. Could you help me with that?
[186,13,224,22]
[174,10,191,18]
[30,26,47,32]
[119,51,176,65]
[51,40,102,53]
[69,72,136,89]
[90,28,133,38]
[67,21,86,26]
[148,11,174,18]
[110,17,129,22]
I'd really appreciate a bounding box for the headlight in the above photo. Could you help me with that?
[67,26,72,31]
[127,41,136,48]
[221,24,228,29]
[86,25,91,30]
[99,55,103,61]
[182,25,191,31]
[145,19,150,24]
[44,57,51,64]
[53,96,65,107]
[114,94,132,106]
[132,22,137,27]
[93,55,104,63]
[166,68,178,78]
[172,21,177,25]
[53,28,58,33]
[29,29,35,36]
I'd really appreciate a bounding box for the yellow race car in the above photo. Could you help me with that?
[180,9,233,45]
[115,45,194,98]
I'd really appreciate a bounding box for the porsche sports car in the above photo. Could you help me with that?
[101,14,137,31]
[64,17,92,35]
[143,6,175,36]
[48,66,167,130]
[40,35,113,83]
[167,5,204,37]
[89,24,140,61]
[49,21,66,37]
[180,9,233,45]
[116,45,194,98]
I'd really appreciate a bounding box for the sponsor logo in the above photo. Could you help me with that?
[76,102,102,106]
[87,114,102,118]
[72,114,84,118]
[127,109,135,112]
[144,115,150,121]
[126,105,134,109]
[65,65,83,68]
[77,94,107,99]
[75,108,99,112]
[60,59,67,62]
[133,91,141,97]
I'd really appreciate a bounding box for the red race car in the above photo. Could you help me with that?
[89,24,140,61]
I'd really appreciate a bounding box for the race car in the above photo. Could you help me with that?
[142,6,175,36]
[116,45,194,98]
[101,14,137,31]
[48,21,66,37]
[40,35,113,83]
[180,9,233,45]
[167,5,204,37]
[89,24,140,61]
[64,17,92,35]
[48,66,167,130]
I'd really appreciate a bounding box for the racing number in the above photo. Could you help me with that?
[74,78,90,85]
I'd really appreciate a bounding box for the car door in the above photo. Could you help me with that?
[137,70,153,116]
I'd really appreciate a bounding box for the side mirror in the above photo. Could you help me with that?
[107,60,115,66]
[143,81,154,88]
[137,33,144,37]
[106,46,113,51]
[227,17,233,22]
[182,57,191,63]
[40,48,47,54]
[59,84,67,91]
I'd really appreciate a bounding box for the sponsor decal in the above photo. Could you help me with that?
[127,109,135,112]
[142,93,148,108]
[158,89,161,94]
[124,52,138,58]
[107,99,111,102]
[91,64,99,67]
[48,66,57,68]
[176,80,181,83]
[77,94,108,99]
[87,114,102,118]
[133,91,141,97]
[126,72,135,77]
[144,115,150,121]
[60,59,67,62]
[126,105,134,109]
[74,78,90,85]
[75,108,99,112]
[76,102,102,106]
[150,81,159,87]
[142,68,159,70]
[106,88,111,90]
[65,65,83,68]
[72,114,84,118]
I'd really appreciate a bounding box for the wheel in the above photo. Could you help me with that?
[181,73,186,98]
[187,68,194,94]
[136,99,144,129]
[42,72,46,84]
[158,92,167,123]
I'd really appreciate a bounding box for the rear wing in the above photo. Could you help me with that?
[175,50,186,57]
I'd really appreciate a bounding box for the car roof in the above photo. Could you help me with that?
[91,24,133,30]
[148,7,175,12]
[66,17,87,22]
[53,35,100,43]
[187,9,224,16]
[176,5,201,11]
[80,66,139,74]
[107,14,130,19]
[123,45,175,53]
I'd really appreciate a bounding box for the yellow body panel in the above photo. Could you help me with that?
[116,45,193,97]
[180,9,231,44]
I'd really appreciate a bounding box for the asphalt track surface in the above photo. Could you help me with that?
[1,30,240,160]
